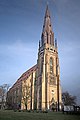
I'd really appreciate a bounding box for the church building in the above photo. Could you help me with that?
[7,6,62,111]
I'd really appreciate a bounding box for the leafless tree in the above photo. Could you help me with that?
[0,84,10,109]
[22,84,31,110]
[62,91,77,106]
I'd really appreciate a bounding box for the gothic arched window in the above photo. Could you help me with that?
[41,57,43,74]
[50,57,53,74]
[47,32,48,43]
[50,34,52,44]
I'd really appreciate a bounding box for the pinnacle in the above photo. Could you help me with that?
[45,5,50,18]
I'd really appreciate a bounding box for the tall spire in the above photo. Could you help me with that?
[41,5,54,46]
[45,4,50,18]
[43,5,52,33]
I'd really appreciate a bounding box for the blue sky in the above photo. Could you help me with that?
[0,0,80,104]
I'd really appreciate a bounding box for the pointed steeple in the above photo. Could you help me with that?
[45,5,50,18]
[43,5,52,33]
[41,5,54,46]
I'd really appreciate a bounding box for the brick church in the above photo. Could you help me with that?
[7,5,62,111]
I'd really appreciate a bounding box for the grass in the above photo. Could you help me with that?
[0,110,80,120]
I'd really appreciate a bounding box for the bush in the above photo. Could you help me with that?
[18,109,21,112]
[14,109,17,112]
[27,110,31,112]
[42,110,48,113]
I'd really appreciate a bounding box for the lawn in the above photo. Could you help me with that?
[0,110,80,120]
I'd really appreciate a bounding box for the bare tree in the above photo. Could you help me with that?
[62,91,76,106]
[0,84,10,109]
[22,84,31,110]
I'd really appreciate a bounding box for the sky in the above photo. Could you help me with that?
[0,0,80,105]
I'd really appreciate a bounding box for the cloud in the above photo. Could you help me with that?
[0,40,37,56]
[0,39,38,86]
[0,39,37,72]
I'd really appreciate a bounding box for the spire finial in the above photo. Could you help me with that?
[47,1,49,6]
[45,2,50,18]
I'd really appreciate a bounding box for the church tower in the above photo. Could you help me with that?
[37,5,62,110]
